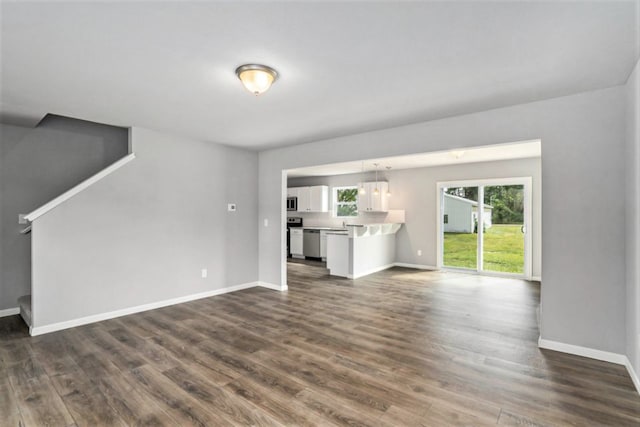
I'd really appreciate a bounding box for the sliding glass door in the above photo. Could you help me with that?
[438,178,531,278]
[482,184,525,274]
[442,186,479,270]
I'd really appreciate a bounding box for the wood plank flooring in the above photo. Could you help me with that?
[1,262,639,426]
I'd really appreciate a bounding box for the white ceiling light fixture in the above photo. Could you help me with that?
[359,162,367,195]
[450,149,465,159]
[235,64,279,95]
[385,166,392,197]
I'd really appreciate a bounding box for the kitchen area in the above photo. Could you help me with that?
[284,145,541,284]
[287,217,348,262]
[286,181,404,280]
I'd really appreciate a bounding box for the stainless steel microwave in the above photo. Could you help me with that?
[287,197,298,211]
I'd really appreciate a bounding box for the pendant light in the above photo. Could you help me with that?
[359,161,366,195]
[373,163,380,196]
[385,166,392,197]
[235,64,279,95]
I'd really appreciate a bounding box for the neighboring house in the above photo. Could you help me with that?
[443,193,493,233]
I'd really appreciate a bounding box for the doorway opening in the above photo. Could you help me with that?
[437,177,532,279]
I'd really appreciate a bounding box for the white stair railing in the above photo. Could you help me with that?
[23,153,136,222]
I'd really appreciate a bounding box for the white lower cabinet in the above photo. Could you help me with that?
[290,228,304,257]
[320,230,328,260]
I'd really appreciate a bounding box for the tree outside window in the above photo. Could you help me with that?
[334,186,358,217]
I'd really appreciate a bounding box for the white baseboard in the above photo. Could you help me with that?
[393,262,438,270]
[30,281,265,336]
[350,263,396,279]
[538,336,640,395]
[0,307,20,318]
[393,263,541,281]
[538,337,627,364]
[626,358,640,395]
[258,281,287,291]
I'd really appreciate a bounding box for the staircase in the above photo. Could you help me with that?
[16,152,136,336]
[18,295,32,327]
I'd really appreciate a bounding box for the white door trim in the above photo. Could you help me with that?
[436,177,533,280]
[281,169,288,290]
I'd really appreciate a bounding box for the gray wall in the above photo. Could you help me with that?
[626,59,640,377]
[261,86,627,355]
[31,127,258,328]
[288,157,542,277]
[0,115,128,310]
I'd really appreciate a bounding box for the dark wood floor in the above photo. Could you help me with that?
[2,262,639,426]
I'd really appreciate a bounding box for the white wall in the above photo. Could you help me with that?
[31,127,258,328]
[288,157,541,276]
[262,86,626,355]
[626,58,640,379]
[0,116,128,311]
[393,161,541,273]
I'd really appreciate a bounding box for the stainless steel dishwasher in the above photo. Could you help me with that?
[303,229,321,258]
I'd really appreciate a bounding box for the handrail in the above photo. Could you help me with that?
[24,153,136,222]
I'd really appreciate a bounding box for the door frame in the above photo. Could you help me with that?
[436,177,533,280]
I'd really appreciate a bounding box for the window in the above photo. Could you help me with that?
[334,186,358,217]
[444,214,449,224]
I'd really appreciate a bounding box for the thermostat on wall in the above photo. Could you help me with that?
[228,203,237,212]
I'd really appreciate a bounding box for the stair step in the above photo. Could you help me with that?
[18,295,31,327]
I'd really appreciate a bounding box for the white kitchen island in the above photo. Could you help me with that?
[326,223,402,279]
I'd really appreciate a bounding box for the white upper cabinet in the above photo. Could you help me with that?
[309,186,328,212]
[288,186,329,212]
[297,187,311,211]
[358,182,389,212]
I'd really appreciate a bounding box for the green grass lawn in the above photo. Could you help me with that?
[444,224,524,273]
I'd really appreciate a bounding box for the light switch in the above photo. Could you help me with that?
[264,218,269,227]
[18,214,27,225]
[227,203,236,212]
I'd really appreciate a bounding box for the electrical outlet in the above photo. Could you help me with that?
[227,203,236,212]
[201,269,208,279]
[417,249,422,256]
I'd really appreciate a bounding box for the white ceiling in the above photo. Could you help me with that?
[286,140,541,178]
[1,2,637,149]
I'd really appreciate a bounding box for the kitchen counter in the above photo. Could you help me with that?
[326,223,403,279]
[345,223,402,238]
[301,226,348,232]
